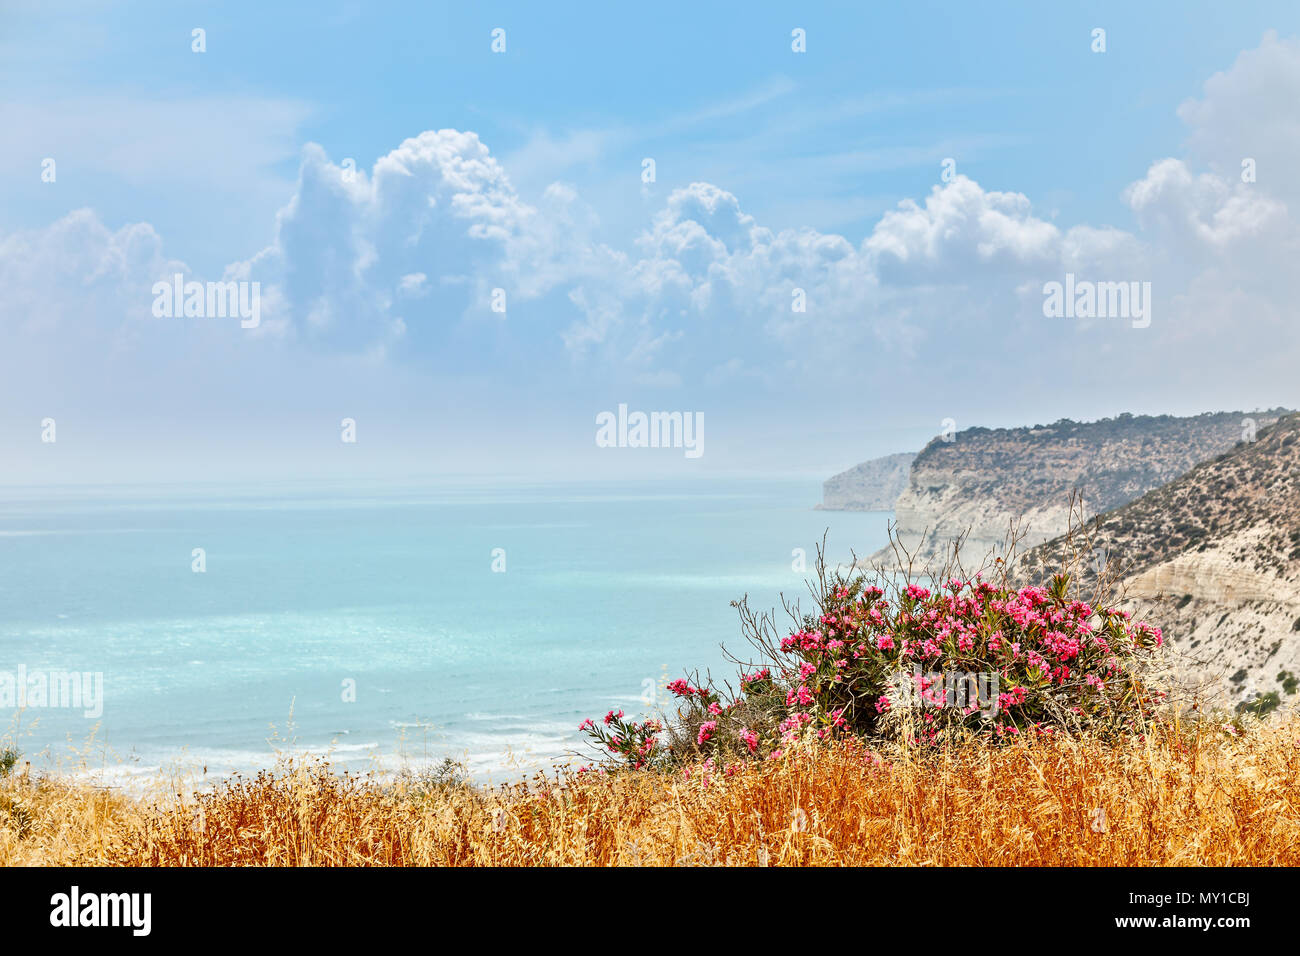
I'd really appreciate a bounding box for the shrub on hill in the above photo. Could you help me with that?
[582,547,1166,772]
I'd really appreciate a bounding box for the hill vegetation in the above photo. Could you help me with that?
[887,408,1291,564]
[1019,413,1300,710]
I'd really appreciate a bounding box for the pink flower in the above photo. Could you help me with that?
[785,684,814,707]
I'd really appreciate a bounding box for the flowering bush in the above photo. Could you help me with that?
[581,568,1166,770]
[578,710,666,771]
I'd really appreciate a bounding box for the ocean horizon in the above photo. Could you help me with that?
[0,477,890,788]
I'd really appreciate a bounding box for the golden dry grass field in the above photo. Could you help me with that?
[2,717,1298,867]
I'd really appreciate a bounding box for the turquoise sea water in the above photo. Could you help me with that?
[0,479,890,784]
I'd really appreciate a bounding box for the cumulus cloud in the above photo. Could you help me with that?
[561,172,1153,382]
[1177,31,1300,204]
[865,177,1060,279]
[0,210,175,338]
[1111,40,1300,363]
[272,135,622,339]
[1124,158,1286,251]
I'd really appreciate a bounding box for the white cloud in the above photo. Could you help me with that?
[1177,31,1300,203]
[1124,158,1286,250]
[397,273,429,297]
[240,131,620,354]
[865,177,1060,279]
[0,209,176,339]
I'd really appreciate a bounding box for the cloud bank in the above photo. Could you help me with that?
[3,33,1298,481]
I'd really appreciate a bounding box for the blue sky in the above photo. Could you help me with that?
[3,2,1299,483]
[7,0,1292,262]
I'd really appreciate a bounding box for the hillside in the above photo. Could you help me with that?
[882,409,1290,564]
[818,452,915,511]
[1018,412,1300,709]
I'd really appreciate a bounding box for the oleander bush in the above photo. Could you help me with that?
[582,553,1166,772]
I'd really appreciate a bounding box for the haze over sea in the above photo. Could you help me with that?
[0,478,888,786]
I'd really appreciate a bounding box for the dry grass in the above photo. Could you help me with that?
[3,719,1299,866]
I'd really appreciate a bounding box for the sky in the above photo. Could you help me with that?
[2,1,1299,485]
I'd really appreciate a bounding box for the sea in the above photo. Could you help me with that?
[0,478,890,789]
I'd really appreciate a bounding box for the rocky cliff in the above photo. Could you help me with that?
[882,409,1289,564]
[818,452,915,511]
[1018,412,1300,710]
